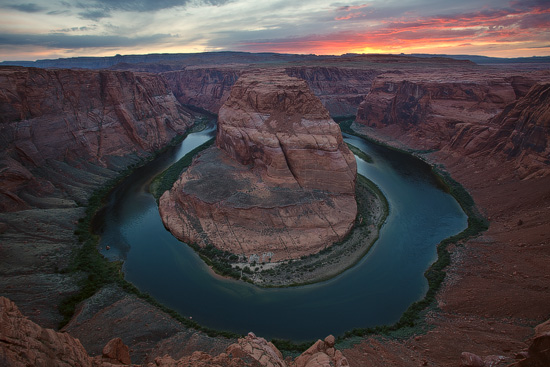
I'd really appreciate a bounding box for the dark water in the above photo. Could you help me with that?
[99,124,467,341]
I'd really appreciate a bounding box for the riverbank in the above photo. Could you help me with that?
[148,131,388,287]
[340,121,550,366]
[242,173,388,287]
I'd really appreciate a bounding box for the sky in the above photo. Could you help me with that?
[0,0,549,61]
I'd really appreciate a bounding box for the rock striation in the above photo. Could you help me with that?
[0,66,193,211]
[355,72,519,147]
[160,71,357,261]
[449,83,550,179]
[355,71,550,178]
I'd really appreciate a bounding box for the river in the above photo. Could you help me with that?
[99,122,467,341]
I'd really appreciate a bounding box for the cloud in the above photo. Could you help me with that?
[5,2,47,13]
[0,32,173,49]
[231,0,550,55]
[527,44,550,49]
[53,26,97,33]
[76,0,230,13]
[78,9,111,20]
[68,0,233,20]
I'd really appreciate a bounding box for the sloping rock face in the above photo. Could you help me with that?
[0,66,193,211]
[0,296,116,367]
[355,72,519,148]
[160,71,357,261]
[450,83,550,179]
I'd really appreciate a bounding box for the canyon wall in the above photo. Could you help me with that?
[284,66,377,116]
[449,82,550,179]
[355,70,550,178]
[0,66,193,211]
[161,65,377,117]
[162,67,242,113]
[160,71,357,261]
[355,72,518,147]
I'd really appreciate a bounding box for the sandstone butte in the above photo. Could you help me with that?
[159,70,357,262]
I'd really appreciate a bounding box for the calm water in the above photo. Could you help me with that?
[99,124,467,341]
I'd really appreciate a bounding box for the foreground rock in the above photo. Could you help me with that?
[160,71,357,261]
[0,296,348,367]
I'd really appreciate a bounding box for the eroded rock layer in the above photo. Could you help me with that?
[160,71,357,261]
[0,66,193,212]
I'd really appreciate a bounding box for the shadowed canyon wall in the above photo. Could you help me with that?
[0,66,193,212]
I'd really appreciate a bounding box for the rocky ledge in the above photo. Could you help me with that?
[0,296,350,367]
[159,70,357,262]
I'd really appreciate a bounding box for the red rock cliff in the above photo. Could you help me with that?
[449,83,550,178]
[0,66,193,211]
[355,72,520,149]
[159,70,357,261]
[162,65,377,117]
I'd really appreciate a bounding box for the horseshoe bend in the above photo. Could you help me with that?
[159,70,359,262]
[0,52,549,367]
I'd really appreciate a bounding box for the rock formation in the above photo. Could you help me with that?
[355,72,519,148]
[355,71,550,178]
[449,83,550,178]
[1,296,348,367]
[0,296,112,366]
[512,319,550,367]
[163,67,242,113]
[160,70,357,261]
[0,66,193,211]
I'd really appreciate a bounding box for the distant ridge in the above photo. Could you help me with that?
[2,51,549,70]
[0,51,320,70]
[409,53,550,64]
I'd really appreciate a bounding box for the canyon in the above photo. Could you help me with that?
[1,53,550,366]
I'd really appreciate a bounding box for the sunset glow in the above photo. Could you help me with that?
[0,0,549,61]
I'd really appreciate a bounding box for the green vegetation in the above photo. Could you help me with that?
[330,118,489,345]
[59,115,489,354]
[346,142,373,163]
[58,121,241,339]
[192,243,243,279]
[149,138,215,200]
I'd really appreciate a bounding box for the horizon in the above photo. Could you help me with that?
[1,0,549,62]
[3,50,550,64]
